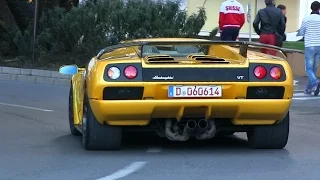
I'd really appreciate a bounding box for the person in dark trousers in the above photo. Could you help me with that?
[277,4,287,47]
[252,0,286,55]
[219,0,245,41]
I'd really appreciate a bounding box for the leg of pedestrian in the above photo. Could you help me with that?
[268,34,277,55]
[220,28,233,41]
[259,34,269,54]
[313,47,320,95]
[304,47,320,96]
[231,27,240,41]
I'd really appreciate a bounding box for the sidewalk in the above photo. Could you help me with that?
[294,76,308,92]
[292,76,320,100]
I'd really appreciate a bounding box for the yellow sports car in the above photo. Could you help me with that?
[59,38,293,150]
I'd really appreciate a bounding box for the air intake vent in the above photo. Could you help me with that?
[145,55,178,64]
[187,55,229,64]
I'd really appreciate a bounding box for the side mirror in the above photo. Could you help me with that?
[59,65,78,75]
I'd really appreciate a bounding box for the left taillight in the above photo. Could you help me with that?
[107,66,121,79]
[253,65,267,79]
[124,65,138,79]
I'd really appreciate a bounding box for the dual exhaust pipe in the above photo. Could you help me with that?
[185,119,207,133]
[165,119,216,141]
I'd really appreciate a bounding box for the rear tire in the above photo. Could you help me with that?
[82,94,122,150]
[247,112,289,149]
[69,85,81,136]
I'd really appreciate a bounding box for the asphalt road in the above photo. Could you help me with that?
[1,79,320,180]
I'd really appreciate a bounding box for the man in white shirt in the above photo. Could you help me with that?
[297,1,320,96]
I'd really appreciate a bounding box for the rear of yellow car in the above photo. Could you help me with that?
[84,42,293,150]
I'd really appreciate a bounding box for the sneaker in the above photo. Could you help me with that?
[314,82,320,96]
[304,89,312,95]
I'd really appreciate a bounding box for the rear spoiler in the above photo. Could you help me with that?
[96,40,287,59]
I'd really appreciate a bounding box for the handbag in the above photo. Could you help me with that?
[264,8,284,47]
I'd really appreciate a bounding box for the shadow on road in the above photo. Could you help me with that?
[123,132,248,148]
[122,132,291,155]
[52,131,291,158]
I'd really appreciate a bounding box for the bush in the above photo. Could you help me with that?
[29,0,207,68]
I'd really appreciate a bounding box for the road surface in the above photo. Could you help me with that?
[0,79,319,180]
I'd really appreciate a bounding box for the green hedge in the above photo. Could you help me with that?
[5,0,210,69]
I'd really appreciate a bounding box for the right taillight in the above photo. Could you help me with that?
[124,65,138,79]
[270,66,282,80]
[253,65,267,79]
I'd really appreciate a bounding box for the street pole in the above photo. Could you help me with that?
[247,1,252,42]
[32,0,39,68]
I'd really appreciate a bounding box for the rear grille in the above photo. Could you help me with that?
[187,55,229,64]
[103,87,144,100]
[246,86,285,99]
[145,55,178,64]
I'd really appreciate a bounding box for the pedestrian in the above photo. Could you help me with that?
[297,1,320,96]
[276,4,287,47]
[252,0,286,55]
[218,0,245,41]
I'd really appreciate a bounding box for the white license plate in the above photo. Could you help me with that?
[168,85,222,97]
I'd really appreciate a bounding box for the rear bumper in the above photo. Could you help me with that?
[89,99,292,126]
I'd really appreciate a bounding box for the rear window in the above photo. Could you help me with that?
[141,45,208,57]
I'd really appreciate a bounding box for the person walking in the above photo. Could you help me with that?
[276,4,287,47]
[297,1,320,96]
[252,0,286,55]
[218,0,245,41]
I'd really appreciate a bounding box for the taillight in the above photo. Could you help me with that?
[124,65,137,79]
[107,67,120,79]
[253,65,267,79]
[270,66,282,80]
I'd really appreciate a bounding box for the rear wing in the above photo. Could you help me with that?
[96,40,287,60]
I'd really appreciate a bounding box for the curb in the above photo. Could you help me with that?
[0,66,71,86]
[281,48,304,54]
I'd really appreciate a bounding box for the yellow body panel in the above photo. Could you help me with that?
[69,38,293,127]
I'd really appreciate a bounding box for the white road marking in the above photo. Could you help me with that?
[146,147,162,153]
[293,92,320,100]
[0,102,54,112]
[96,161,147,180]
[294,80,299,85]
[294,92,309,97]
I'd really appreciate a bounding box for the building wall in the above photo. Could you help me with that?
[276,0,299,31]
[299,0,317,26]
[187,0,299,34]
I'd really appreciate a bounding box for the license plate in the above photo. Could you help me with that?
[168,85,222,97]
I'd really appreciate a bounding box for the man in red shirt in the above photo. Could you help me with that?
[219,0,245,41]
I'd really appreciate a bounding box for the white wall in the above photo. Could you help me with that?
[299,0,314,27]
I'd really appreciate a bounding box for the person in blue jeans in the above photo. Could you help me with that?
[297,1,320,96]
[304,47,320,95]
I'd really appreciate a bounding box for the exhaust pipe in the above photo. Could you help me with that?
[196,120,216,140]
[164,119,191,141]
[186,120,197,133]
[197,119,209,134]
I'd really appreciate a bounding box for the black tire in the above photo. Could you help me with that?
[82,94,122,150]
[69,85,81,136]
[247,112,289,149]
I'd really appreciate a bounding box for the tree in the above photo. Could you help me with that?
[0,0,208,69]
